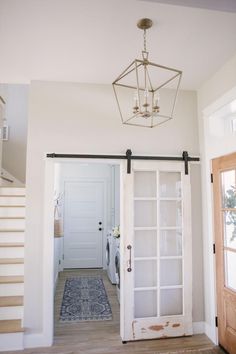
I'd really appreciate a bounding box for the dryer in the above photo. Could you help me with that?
[106,232,117,284]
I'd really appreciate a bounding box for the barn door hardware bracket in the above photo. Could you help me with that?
[126,149,132,174]
[182,151,189,175]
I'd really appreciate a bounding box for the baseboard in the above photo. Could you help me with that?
[0,333,24,351]
[205,322,217,344]
[24,332,52,348]
[193,321,205,334]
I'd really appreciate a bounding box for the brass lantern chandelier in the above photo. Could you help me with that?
[112,18,182,128]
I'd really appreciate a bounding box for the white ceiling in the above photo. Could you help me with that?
[0,0,236,90]
[140,0,236,13]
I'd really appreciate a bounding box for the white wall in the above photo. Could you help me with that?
[0,84,28,183]
[197,51,236,342]
[25,80,202,345]
[54,237,63,289]
[53,163,63,289]
[0,99,4,173]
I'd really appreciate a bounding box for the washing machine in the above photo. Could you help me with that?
[106,232,117,284]
[115,238,120,304]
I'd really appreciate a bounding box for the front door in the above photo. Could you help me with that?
[64,181,104,268]
[121,160,192,341]
[213,152,236,353]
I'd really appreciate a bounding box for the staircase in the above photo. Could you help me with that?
[0,187,25,351]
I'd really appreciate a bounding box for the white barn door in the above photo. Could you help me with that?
[120,160,192,341]
[64,181,104,268]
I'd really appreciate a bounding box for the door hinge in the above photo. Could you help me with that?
[215,316,218,327]
[62,254,64,260]
[213,243,216,254]
[59,259,61,265]
[211,173,213,183]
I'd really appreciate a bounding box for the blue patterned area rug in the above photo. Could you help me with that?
[60,276,112,322]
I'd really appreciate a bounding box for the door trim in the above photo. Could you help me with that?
[212,152,236,352]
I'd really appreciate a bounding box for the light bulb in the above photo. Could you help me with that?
[133,91,139,114]
[144,88,149,98]
[231,99,236,113]
[154,92,160,106]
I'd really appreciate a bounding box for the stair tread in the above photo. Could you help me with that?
[0,319,24,333]
[0,195,25,197]
[0,243,24,247]
[0,205,25,208]
[0,229,25,232]
[0,217,25,219]
[0,186,25,188]
[0,258,24,264]
[0,296,23,307]
[0,276,24,284]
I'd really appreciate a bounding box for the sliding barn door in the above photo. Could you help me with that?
[120,161,192,341]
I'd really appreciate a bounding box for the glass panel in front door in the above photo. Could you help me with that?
[221,169,236,292]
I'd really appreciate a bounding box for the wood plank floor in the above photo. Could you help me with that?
[6,269,224,354]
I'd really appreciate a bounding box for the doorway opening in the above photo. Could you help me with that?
[43,153,203,347]
[53,160,121,341]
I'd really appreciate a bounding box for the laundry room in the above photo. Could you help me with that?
[53,160,121,334]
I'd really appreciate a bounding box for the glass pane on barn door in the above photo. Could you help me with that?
[160,230,182,256]
[160,288,183,316]
[160,200,182,227]
[135,260,157,288]
[134,200,157,227]
[134,290,157,318]
[159,172,181,198]
[160,259,183,286]
[134,171,156,198]
[134,230,157,257]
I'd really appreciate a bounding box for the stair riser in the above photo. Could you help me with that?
[0,233,24,243]
[0,333,24,351]
[0,284,24,296]
[0,208,25,217]
[0,188,25,196]
[0,248,24,258]
[0,265,24,276]
[0,219,25,229]
[0,307,23,320]
[0,197,25,206]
